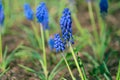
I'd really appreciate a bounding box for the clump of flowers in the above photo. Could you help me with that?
[36,2,49,30]
[0,3,4,26]
[24,3,34,21]
[99,0,108,14]
[54,34,65,52]
[60,8,74,44]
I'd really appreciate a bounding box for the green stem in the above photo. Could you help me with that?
[69,43,85,80]
[100,20,107,61]
[40,24,48,79]
[79,58,87,80]
[61,53,76,80]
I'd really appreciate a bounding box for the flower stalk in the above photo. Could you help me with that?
[61,52,76,80]
[0,2,4,63]
[40,23,48,79]
[54,33,75,80]
[69,43,85,80]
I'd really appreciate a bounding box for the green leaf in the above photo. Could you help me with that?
[19,25,39,48]
[18,64,36,73]
[116,61,120,80]
[0,68,9,78]
[48,57,64,80]
[82,52,99,67]
[48,53,75,80]
[3,46,8,60]
[0,43,22,77]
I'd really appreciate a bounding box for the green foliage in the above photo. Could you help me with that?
[0,44,22,77]
[18,50,66,80]
[19,25,39,49]
[0,0,120,79]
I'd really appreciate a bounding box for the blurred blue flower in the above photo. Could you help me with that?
[86,0,91,2]
[0,3,4,26]
[99,0,108,14]
[54,34,65,52]
[48,36,54,51]
[36,2,49,30]
[60,8,74,44]
[24,3,34,21]
[0,0,2,3]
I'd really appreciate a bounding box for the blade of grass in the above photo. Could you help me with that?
[82,52,99,67]
[0,67,9,77]
[72,13,84,35]
[48,57,64,80]
[18,64,36,73]
[78,57,87,80]
[87,1,98,43]
[103,61,112,80]
[116,61,120,80]
[3,46,8,60]
[31,22,42,50]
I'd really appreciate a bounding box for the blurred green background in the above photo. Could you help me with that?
[1,0,120,79]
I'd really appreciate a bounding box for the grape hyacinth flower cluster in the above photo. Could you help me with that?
[60,8,74,44]
[0,3,4,26]
[54,34,65,52]
[99,0,108,14]
[24,3,34,21]
[36,2,49,30]
[54,8,74,52]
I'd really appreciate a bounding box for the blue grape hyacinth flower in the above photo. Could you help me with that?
[0,3,4,26]
[24,3,34,21]
[60,8,74,44]
[99,0,108,14]
[36,2,49,30]
[48,36,54,51]
[54,34,65,52]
